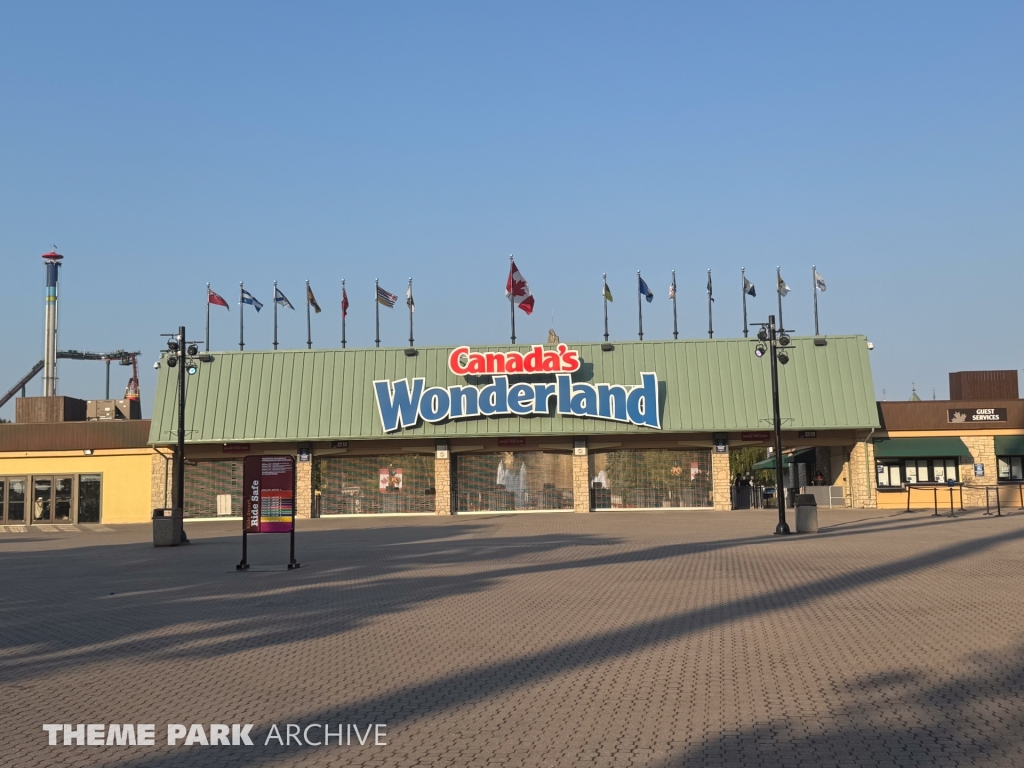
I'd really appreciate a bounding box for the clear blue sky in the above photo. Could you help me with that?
[2,3,1022,419]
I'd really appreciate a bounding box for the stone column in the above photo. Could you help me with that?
[434,442,452,515]
[847,440,876,509]
[711,447,732,511]
[295,455,313,519]
[150,449,172,511]
[959,435,995,508]
[572,439,590,513]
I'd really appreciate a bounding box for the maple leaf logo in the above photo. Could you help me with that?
[950,411,967,423]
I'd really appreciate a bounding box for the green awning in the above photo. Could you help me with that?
[872,437,970,459]
[752,455,792,471]
[994,436,1024,456]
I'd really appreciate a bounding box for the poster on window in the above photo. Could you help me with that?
[379,465,403,493]
[242,455,295,533]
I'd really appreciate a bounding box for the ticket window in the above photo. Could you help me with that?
[997,457,1024,481]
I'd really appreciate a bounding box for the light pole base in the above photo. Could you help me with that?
[774,521,791,535]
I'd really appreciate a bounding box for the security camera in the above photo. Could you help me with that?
[866,341,874,350]
[153,361,161,370]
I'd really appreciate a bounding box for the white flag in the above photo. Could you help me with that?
[777,274,790,297]
[814,269,826,292]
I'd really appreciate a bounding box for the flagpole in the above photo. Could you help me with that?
[341,278,347,349]
[273,281,279,350]
[637,271,644,341]
[707,269,713,339]
[306,280,312,349]
[742,268,749,338]
[239,282,244,351]
[603,273,609,342]
[206,283,211,351]
[776,266,784,333]
[671,270,678,340]
[375,278,380,348]
[408,277,414,347]
[812,264,819,336]
[509,255,516,345]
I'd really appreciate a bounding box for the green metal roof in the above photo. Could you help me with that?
[994,436,1024,456]
[149,336,879,445]
[873,437,971,458]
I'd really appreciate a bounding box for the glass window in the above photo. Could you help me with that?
[877,462,900,488]
[905,462,918,484]
[8,479,25,522]
[0,479,4,521]
[932,461,946,483]
[54,477,73,522]
[77,475,101,523]
[945,460,958,482]
[33,478,52,522]
[1000,457,1024,482]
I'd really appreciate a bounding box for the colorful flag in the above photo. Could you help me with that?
[742,275,756,297]
[241,289,263,312]
[275,287,294,309]
[707,272,714,302]
[814,269,826,292]
[406,282,415,313]
[377,285,398,308]
[668,283,675,300]
[638,275,654,303]
[208,287,229,309]
[342,286,349,318]
[506,260,535,315]
[603,279,614,302]
[777,274,790,297]
[306,284,321,313]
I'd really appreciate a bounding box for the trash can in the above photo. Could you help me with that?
[795,494,818,534]
[152,508,183,547]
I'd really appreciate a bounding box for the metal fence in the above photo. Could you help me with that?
[183,460,242,518]
[317,454,436,514]
[455,451,574,512]
[589,449,713,509]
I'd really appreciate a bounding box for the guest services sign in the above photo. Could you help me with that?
[373,344,661,433]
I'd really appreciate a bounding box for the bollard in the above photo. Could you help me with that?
[795,493,818,534]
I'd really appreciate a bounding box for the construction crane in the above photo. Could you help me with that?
[0,349,142,412]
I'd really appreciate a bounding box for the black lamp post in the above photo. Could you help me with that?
[754,314,793,535]
[161,326,214,540]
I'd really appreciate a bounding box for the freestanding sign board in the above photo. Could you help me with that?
[238,455,300,570]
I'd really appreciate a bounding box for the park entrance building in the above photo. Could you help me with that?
[148,337,881,518]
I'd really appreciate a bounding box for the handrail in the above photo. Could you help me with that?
[905,482,963,517]
[983,482,1024,517]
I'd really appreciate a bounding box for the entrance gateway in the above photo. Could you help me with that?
[147,337,880,517]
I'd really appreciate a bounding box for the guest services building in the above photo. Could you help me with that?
[147,336,880,519]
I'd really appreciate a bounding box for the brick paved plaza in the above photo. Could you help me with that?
[2,508,1024,768]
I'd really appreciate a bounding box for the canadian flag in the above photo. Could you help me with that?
[505,259,535,315]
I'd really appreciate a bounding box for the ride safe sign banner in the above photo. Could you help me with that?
[373,344,661,434]
[242,456,296,533]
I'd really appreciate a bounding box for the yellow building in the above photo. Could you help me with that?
[0,420,154,525]
[873,371,1024,512]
